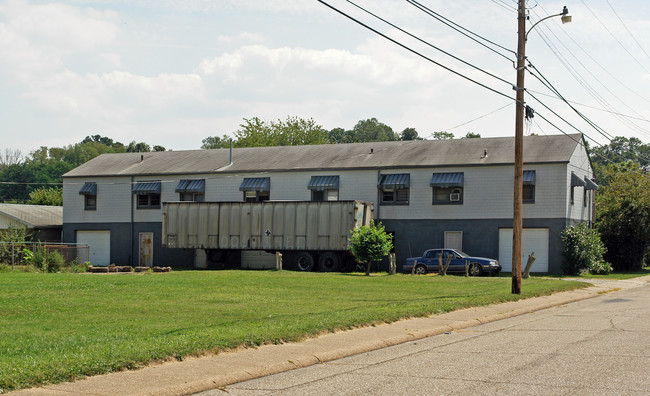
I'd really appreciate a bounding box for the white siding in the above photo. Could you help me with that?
[0,214,24,229]
[63,177,132,223]
[64,162,574,224]
[566,142,594,223]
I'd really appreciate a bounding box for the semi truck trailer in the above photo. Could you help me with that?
[162,200,374,271]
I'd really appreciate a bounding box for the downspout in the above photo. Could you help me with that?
[130,175,134,266]
[376,169,381,220]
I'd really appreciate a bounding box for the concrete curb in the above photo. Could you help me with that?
[11,276,650,396]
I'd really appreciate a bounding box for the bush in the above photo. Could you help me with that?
[349,221,393,276]
[561,223,607,275]
[589,261,613,275]
[22,246,48,272]
[47,250,64,273]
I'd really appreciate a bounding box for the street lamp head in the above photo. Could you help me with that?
[561,6,571,24]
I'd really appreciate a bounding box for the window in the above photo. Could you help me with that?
[79,182,97,211]
[176,179,205,202]
[133,181,161,209]
[523,170,535,204]
[308,176,339,201]
[240,178,270,202]
[378,174,409,205]
[430,173,463,205]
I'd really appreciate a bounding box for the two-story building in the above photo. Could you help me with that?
[62,133,597,273]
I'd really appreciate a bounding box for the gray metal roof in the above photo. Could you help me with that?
[63,134,584,178]
[0,204,63,228]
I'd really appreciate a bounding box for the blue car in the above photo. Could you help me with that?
[404,248,501,276]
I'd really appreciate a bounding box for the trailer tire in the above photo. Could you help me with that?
[295,251,316,272]
[339,256,355,272]
[318,252,340,272]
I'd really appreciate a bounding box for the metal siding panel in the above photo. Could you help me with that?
[262,204,274,249]
[306,203,319,250]
[219,204,231,248]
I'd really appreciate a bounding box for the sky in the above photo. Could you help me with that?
[2,0,650,157]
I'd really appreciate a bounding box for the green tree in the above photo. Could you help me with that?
[463,132,481,138]
[349,221,393,276]
[233,116,328,147]
[400,127,423,141]
[201,135,232,149]
[349,118,398,143]
[126,141,151,152]
[152,145,166,152]
[27,187,63,206]
[327,127,353,144]
[596,162,650,271]
[432,131,454,140]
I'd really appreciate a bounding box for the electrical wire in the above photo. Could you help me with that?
[405,0,516,62]
[441,102,513,132]
[606,0,650,63]
[344,0,513,86]
[316,0,515,102]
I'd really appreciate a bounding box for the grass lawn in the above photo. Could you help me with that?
[0,270,587,392]
[510,266,650,280]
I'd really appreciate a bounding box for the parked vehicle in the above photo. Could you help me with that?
[404,248,501,276]
[162,200,374,272]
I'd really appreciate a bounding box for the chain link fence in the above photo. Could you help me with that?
[0,242,89,269]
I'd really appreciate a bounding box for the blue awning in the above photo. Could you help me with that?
[378,174,410,189]
[175,179,205,193]
[132,181,161,194]
[584,177,599,191]
[239,177,270,192]
[571,172,586,187]
[308,176,339,191]
[430,172,463,188]
[523,170,536,185]
[79,182,97,195]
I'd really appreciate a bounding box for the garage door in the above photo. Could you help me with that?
[499,228,549,273]
[241,250,276,269]
[77,230,111,266]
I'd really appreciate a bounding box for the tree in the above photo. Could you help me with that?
[27,187,63,206]
[596,162,650,271]
[126,141,151,152]
[349,221,393,276]
[463,132,481,138]
[349,118,398,143]
[232,116,328,147]
[432,131,454,140]
[152,145,166,152]
[589,136,650,185]
[0,149,23,168]
[400,127,423,141]
[327,127,354,144]
[201,135,232,149]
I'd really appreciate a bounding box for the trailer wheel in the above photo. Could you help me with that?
[318,252,340,272]
[339,256,355,272]
[295,251,315,271]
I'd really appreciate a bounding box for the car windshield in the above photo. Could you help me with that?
[454,250,470,258]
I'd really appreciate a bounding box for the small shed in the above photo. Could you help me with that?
[0,204,63,242]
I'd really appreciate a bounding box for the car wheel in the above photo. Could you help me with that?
[415,265,427,275]
[469,262,483,277]
[295,252,315,271]
[318,252,340,272]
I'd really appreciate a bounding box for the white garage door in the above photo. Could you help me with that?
[77,230,111,266]
[241,250,276,269]
[499,228,549,273]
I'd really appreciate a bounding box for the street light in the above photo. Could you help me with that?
[512,3,571,294]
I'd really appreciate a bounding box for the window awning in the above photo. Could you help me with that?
[308,176,339,191]
[378,174,410,189]
[175,179,205,194]
[79,182,97,195]
[430,172,463,188]
[523,170,536,185]
[584,177,599,191]
[132,181,161,195]
[571,172,586,187]
[239,177,270,192]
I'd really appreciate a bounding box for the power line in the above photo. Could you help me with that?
[442,102,512,132]
[344,0,512,86]
[606,0,650,63]
[405,0,516,63]
[316,0,515,102]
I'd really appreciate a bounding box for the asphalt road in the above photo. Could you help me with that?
[203,283,650,395]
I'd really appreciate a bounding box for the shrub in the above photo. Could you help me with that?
[22,246,48,272]
[349,221,393,276]
[561,223,607,275]
[589,261,613,275]
[47,250,65,273]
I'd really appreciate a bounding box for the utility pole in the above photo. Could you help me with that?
[512,0,526,294]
